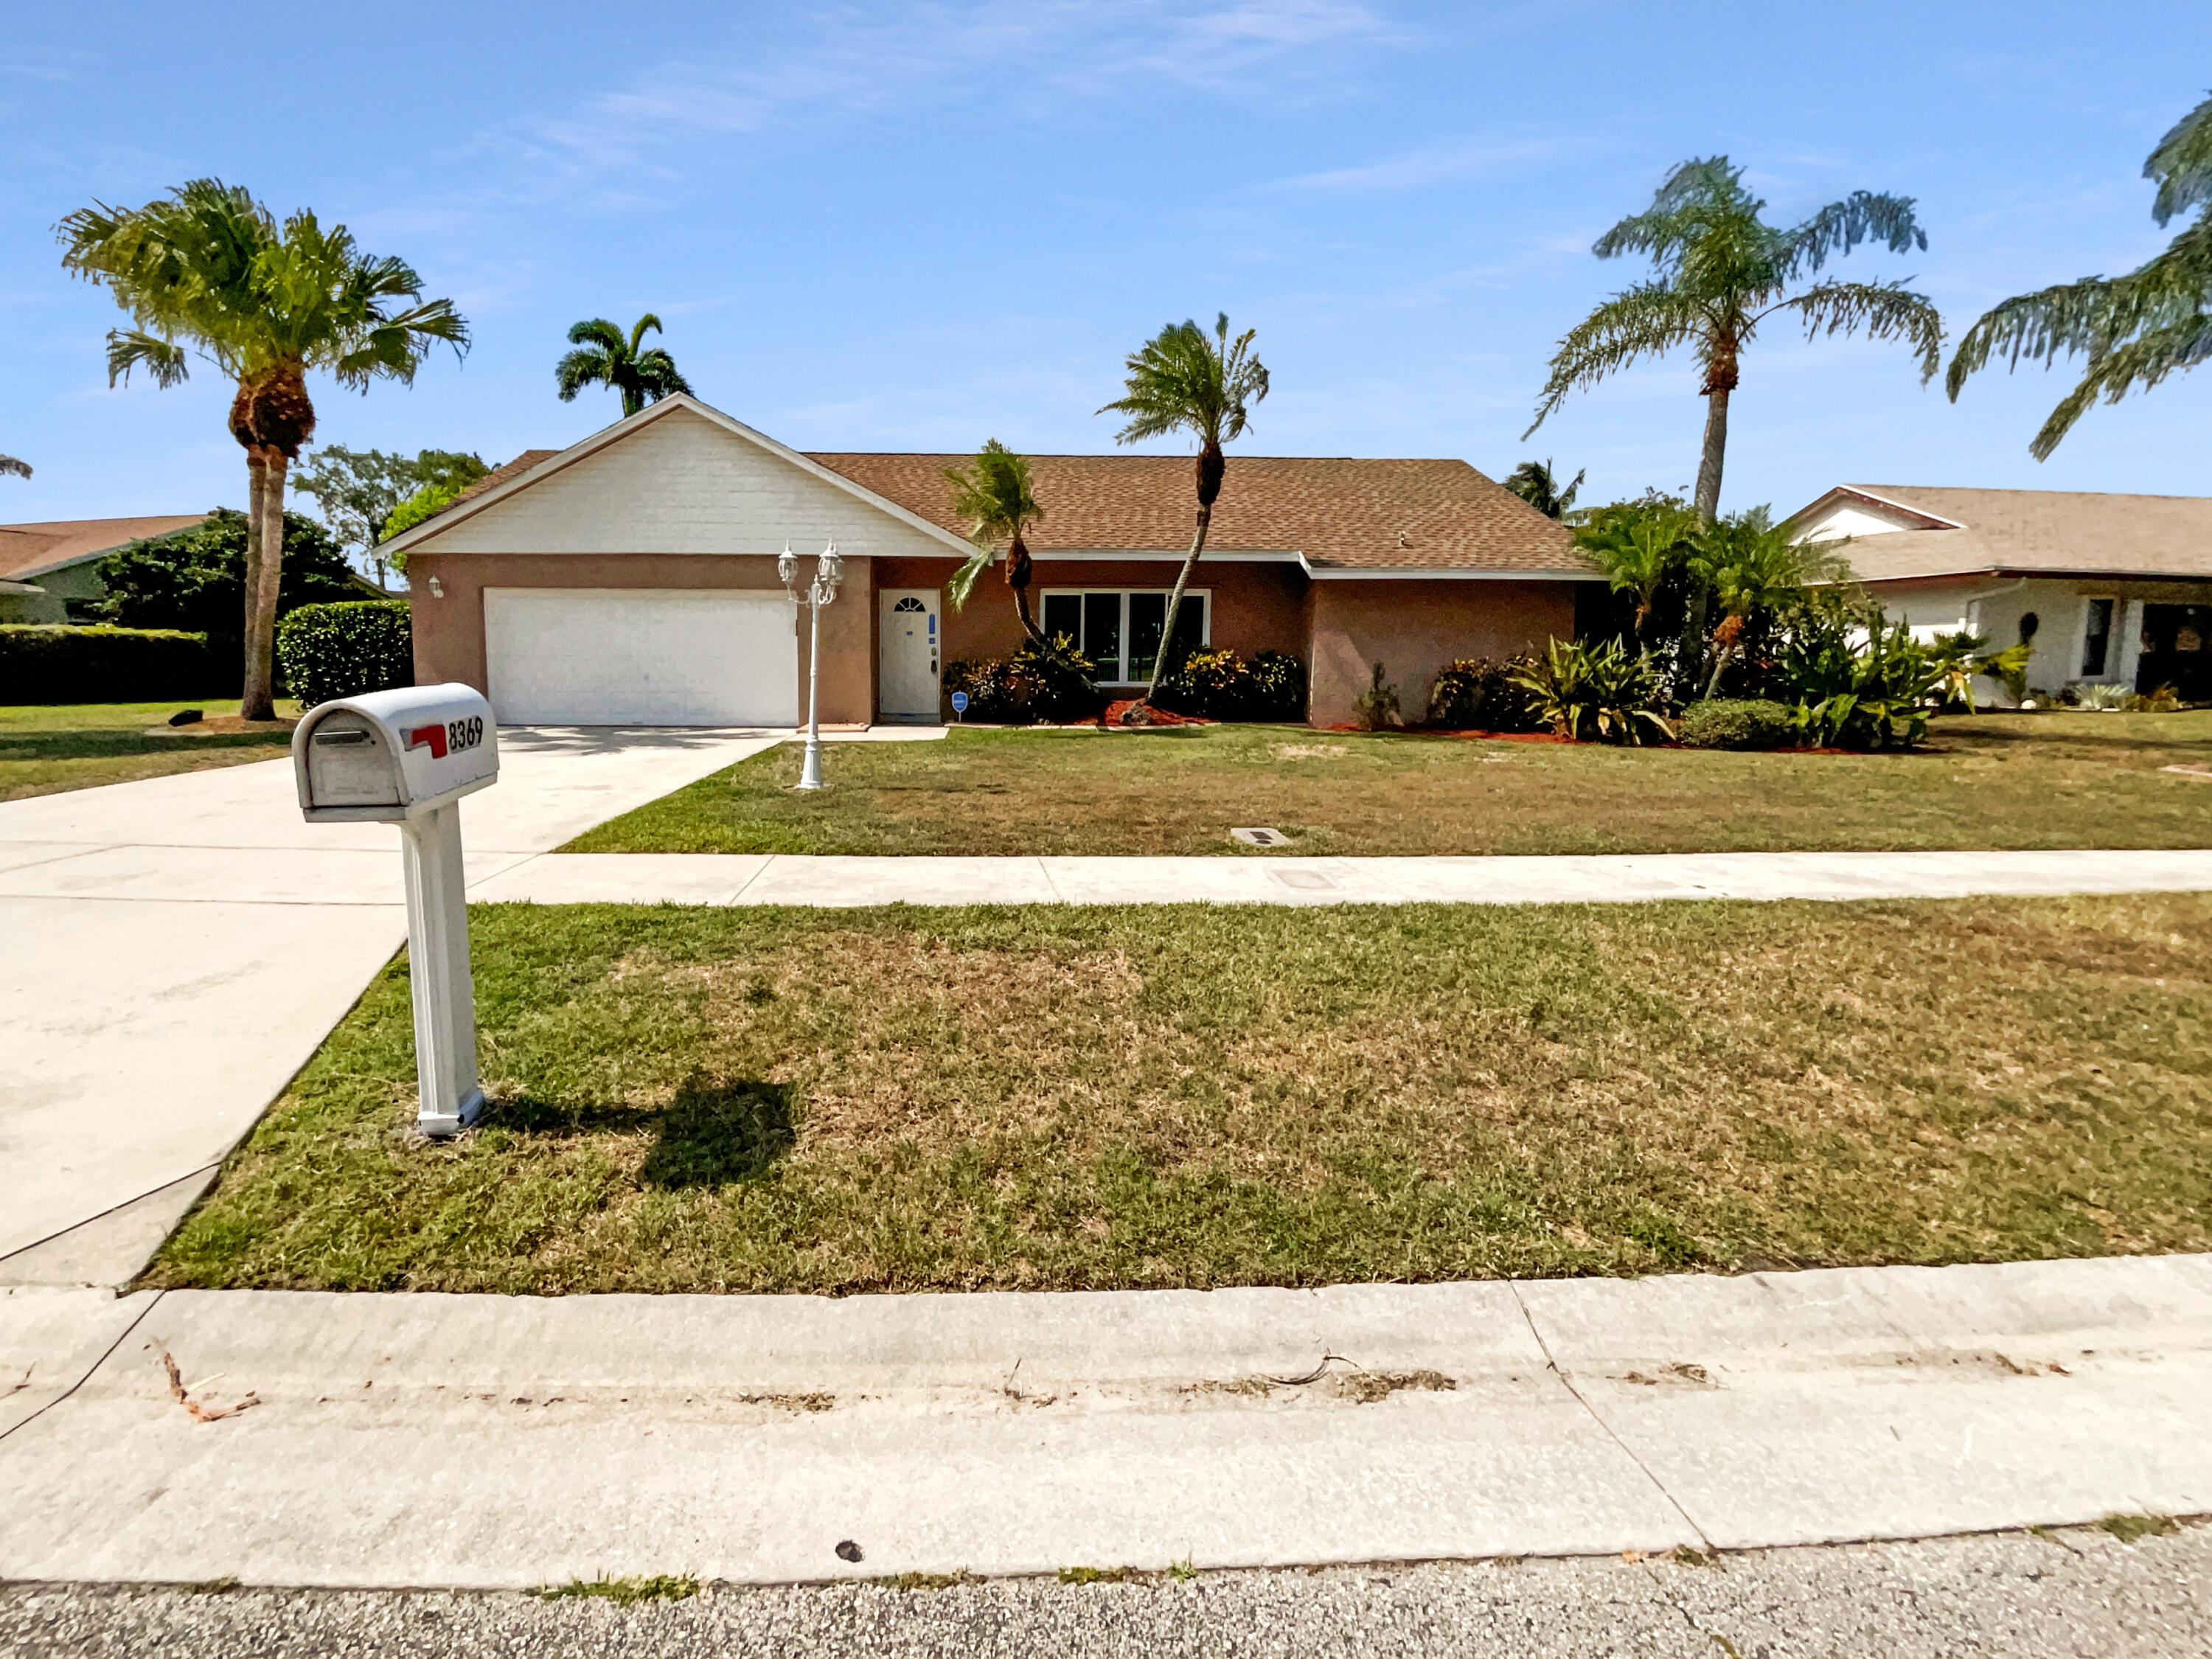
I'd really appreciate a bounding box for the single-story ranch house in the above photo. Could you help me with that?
[382,394,1593,728]
[0,514,209,623]
[1785,484,2212,703]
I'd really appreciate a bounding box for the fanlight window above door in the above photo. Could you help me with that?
[893,597,926,613]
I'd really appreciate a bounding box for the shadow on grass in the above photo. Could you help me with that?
[485,1073,796,1187]
[0,729,293,762]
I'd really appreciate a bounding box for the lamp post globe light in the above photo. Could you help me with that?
[782,540,844,791]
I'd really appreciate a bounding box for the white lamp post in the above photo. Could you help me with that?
[779,539,844,790]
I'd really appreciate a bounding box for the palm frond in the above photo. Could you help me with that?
[2028,310,2212,459]
[1098,313,1268,448]
[1783,190,1927,277]
[105,329,192,389]
[0,454,30,479]
[1524,282,1704,436]
[2148,88,2212,227]
[944,439,1043,546]
[947,546,994,608]
[1777,278,1944,381]
[627,313,666,354]
[566,318,627,352]
[554,345,613,401]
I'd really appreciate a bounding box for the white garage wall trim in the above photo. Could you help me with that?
[483,588,799,727]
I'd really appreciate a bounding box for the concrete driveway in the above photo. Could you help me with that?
[0,728,785,1284]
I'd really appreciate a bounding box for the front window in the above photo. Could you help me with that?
[1039,588,1208,682]
[2081,597,2115,677]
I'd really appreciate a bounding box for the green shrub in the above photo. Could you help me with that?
[0,625,225,704]
[275,602,414,709]
[943,637,1103,724]
[1153,647,1307,721]
[1354,661,1401,731]
[1678,698,1795,750]
[1507,638,1674,744]
[1425,656,1541,731]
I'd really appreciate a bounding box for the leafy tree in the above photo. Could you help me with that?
[1947,91,2212,456]
[555,315,692,417]
[1526,158,1942,524]
[0,456,28,480]
[59,178,467,717]
[1097,313,1269,710]
[293,446,486,590]
[1503,457,1585,519]
[97,509,360,641]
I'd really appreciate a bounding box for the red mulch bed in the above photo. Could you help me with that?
[1100,700,1214,728]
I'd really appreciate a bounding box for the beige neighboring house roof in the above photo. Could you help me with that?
[386,394,1588,578]
[0,514,208,585]
[1790,484,2212,582]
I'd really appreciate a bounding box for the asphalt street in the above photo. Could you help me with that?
[4,1525,2207,1658]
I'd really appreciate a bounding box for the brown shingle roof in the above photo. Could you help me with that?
[804,453,1587,573]
[442,451,560,516]
[0,514,208,583]
[1818,485,2212,582]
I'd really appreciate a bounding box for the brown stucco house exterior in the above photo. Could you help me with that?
[380,394,1593,728]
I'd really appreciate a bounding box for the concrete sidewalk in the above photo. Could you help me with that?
[469,846,2212,908]
[0,729,789,1281]
[1,1253,2207,1588]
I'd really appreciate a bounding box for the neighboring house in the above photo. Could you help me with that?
[1786,484,2212,703]
[380,394,1593,728]
[0,515,209,624]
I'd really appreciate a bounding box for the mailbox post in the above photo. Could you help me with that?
[292,685,499,1138]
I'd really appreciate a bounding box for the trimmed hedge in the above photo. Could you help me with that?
[1679,698,1795,751]
[1153,648,1307,723]
[0,625,226,704]
[1424,655,1542,731]
[275,602,414,709]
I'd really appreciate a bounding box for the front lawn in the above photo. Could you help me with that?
[0,700,299,802]
[563,712,2212,857]
[147,894,2212,1295]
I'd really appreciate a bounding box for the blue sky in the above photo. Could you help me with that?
[4,1,2208,535]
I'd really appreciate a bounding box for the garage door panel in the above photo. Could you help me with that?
[484,589,798,726]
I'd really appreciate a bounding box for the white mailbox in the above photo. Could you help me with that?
[294,684,497,821]
[291,685,500,1138]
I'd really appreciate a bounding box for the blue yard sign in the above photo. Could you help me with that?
[950,691,969,720]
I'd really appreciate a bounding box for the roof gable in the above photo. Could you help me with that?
[1787,483,2212,582]
[0,514,209,583]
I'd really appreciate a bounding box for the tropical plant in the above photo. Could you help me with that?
[1948,91,2212,456]
[1152,647,1307,723]
[59,178,467,717]
[2075,681,2132,711]
[1526,157,1943,524]
[1503,457,1585,519]
[1098,313,1269,714]
[1573,494,1699,646]
[294,445,485,589]
[1686,509,1851,698]
[1771,594,1958,748]
[1509,637,1675,744]
[1353,661,1401,731]
[0,456,29,479]
[554,314,691,417]
[943,439,1065,658]
[1424,655,1542,731]
[942,636,1102,724]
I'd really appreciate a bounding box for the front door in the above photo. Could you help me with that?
[879,588,942,720]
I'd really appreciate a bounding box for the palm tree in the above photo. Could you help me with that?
[1573,497,1697,647]
[1503,457,1585,519]
[1097,313,1269,713]
[1526,158,1943,524]
[59,180,468,717]
[1688,509,1850,698]
[0,456,27,479]
[945,439,1051,645]
[555,315,692,417]
[1947,91,2212,457]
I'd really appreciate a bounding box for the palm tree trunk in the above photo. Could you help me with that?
[1139,504,1211,709]
[241,451,288,720]
[241,451,268,709]
[1692,384,1730,524]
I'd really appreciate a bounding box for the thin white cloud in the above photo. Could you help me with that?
[1282,132,1581,193]
[492,1,1394,181]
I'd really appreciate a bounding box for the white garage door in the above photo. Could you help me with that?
[484,588,798,726]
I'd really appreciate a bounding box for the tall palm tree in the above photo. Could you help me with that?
[1527,158,1943,524]
[555,315,692,417]
[1503,457,1584,519]
[0,456,28,479]
[945,439,1051,645]
[1097,313,1268,712]
[1947,91,2212,457]
[59,180,468,717]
